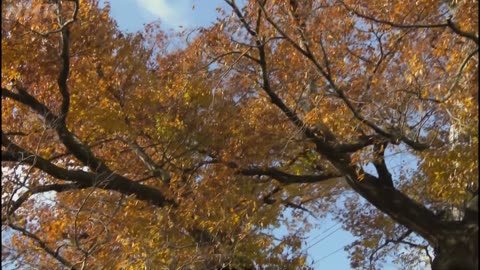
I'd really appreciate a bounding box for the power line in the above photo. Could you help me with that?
[303,226,342,251]
[306,222,341,245]
[314,246,345,264]
[291,222,342,259]
[321,222,341,234]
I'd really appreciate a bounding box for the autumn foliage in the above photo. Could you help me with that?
[1,0,478,269]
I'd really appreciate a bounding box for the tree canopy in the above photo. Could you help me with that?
[2,0,478,269]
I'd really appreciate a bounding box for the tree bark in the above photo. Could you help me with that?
[431,193,478,270]
[432,228,478,270]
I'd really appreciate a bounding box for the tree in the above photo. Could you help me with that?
[1,0,478,269]
[2,1,309,269]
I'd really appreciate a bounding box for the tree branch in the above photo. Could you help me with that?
[7,223,78,270]
[420,48,479,103]
[341,1,479,46]
[121,137,171,183]
[2,87,58,124]
[56,0,78,124]
[342,2,448,29]
[372,143,393,187]
[226,0,341,156]
[256,3,430,151]
[224,0,258,37]
[339,165,445,245]
[446,17,479,46]
[2,86,110,173]
[225,3,445,242]
[335,135,381,152]
[239,167,341,184]
[21,0,80,38]
[6,183,90,219]
[369,229,413,268]
[2,132,176,207]
[2,132,96,185]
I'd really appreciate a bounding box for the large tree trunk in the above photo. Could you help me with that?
[432,195,478,270]
[340,164,478,270]
[432,228,478,270]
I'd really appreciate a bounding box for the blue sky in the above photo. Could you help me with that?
[104,0,226,31]
[101,1,406,269]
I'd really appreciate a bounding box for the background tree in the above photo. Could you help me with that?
[2,0,478,269]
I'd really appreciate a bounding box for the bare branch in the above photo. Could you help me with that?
[239,167,341,184]
[2,131,28,136]
[340,1,479,45]
[197,51,260,73]
[224,0,258,37]
[369,229,413,269]
[262,187,316,215]
[369,229,433,268]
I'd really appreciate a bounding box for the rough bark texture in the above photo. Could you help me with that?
[432,230,479,270]
[432,194,479,270]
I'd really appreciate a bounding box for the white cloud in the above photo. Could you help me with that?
[136,0,194,27]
